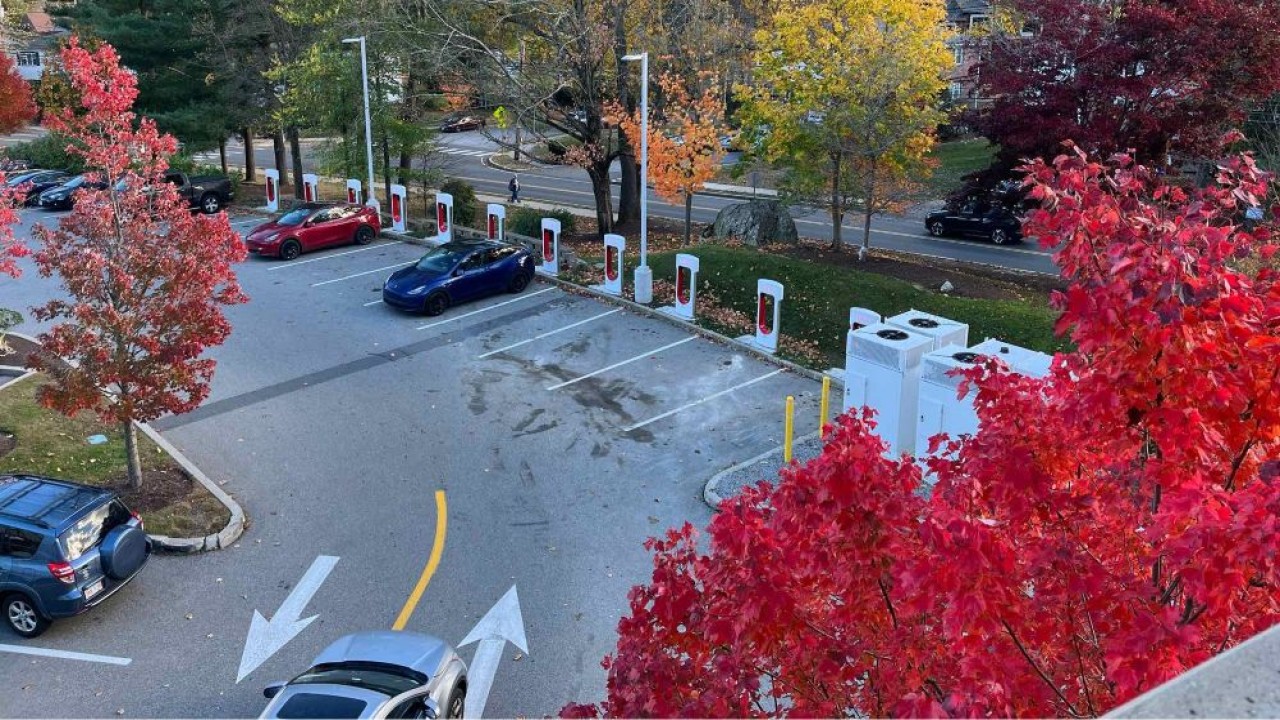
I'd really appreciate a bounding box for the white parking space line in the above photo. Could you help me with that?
[0,643,131,666]
[270,242,410,271]
[363,298,384,306]
[478,308,621,359]
[311,261,411,287]
[547,337,697,390]
[623,369,785,432]
[415,287,556,331]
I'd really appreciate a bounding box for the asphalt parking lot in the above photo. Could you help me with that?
[0,211,822,717]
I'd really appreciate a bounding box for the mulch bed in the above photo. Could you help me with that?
[112,466,196,514]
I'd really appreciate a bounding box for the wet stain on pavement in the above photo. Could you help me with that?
[513,408,546,432]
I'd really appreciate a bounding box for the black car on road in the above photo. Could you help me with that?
[5,170,71,205]
[0,474,151,638]
[925,200,1024,245]
[36,174,109,211]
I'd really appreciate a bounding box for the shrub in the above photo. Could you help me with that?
[440,178,477,226]
[6,133,83,174]
[509,207,576,238]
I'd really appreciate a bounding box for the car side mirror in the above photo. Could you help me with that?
[263,682,286,699]
[302,220,313,227]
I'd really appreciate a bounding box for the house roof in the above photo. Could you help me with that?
[25,12,61,35]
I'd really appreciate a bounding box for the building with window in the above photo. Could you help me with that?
[945,0,994,110]
[3,11,69,82]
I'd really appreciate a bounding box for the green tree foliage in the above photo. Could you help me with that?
[440,179,477,226]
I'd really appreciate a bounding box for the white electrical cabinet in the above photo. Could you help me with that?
[843,323,934,457]
[915,345,982,458]
[969,338,1053,378]
[886,309,970,351]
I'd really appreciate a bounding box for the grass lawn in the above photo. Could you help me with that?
[648,244,1063,369]
[925,139,998,199]
[0,375,229,538]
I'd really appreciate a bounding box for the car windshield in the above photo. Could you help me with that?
[277,208,313,226]
[415,246,469,273]
[61,175,85,189]
[290,662,424,697]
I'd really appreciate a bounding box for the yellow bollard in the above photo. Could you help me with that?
[819,375,831,437]
[784,395,795,463]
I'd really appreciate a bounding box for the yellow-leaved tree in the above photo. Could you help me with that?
[613,70,725,245]
[739,0,952,255]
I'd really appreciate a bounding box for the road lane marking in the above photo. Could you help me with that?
[478,308,621,359]
[0,643,131,666]
[547,336,696,390]
[273,242,411,271]
[363,298,384,306]
[237,555,340,683]
[393,490,448,631]
[311,261,412,287]
[415,287,555,330]
[623,369,785,432]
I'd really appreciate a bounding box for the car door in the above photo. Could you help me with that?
[950,201,981,236]
[447,250,489,302]
[377,687,437,719]
[304,208,343,250]
[483,247,520,294]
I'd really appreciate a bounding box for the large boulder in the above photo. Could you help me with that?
[707,200,798,246]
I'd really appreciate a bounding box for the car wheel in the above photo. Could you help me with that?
[929,221,946,237]
[423,292,449,317]
[445,684,466,719]
[507,270,532,294]
[200,193,221,214]
[991,228,1009,245]
[354,225,376,245]
[4,594,49,639]
[280,240,302,261]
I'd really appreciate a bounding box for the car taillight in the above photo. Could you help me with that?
[48,562,76,584]
[131,510,144,530]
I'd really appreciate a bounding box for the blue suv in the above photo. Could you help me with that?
[0,474,151,638]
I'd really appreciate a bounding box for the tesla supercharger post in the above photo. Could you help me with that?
[389,184,407,234]
[435,192,454,243]
[346,179,362,205]
[738,279,784,354]
[594,233,625,296]
[486,204,505,242]
[830,307,883,378]
[538,218,560,277]
[302,173,319,202]
[263,169,280,212]
[660,253,700,321]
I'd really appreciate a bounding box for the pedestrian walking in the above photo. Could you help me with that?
[508,174,520,203]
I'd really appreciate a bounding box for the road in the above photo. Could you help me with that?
[0,208,825,717]
[197,132,1059,275]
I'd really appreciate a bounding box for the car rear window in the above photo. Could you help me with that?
[276,693,367,719]
[58,499,130,561]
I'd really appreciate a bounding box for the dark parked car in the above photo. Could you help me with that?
[925,200,1024,245]
[37,174,110,211]
[260,631,468,719]
[162,171,234,214]
[0,474,151,638]
[383,240,535,315]
[245,203,381,260]
[439,113,485,133]
[5,170,71,205]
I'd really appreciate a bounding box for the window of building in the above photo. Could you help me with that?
[15,52,40,67]
[949,82,965,100]
[953,45,965,65]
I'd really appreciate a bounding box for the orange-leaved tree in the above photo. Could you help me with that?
[29,37,247,489]
[612,71,724,245]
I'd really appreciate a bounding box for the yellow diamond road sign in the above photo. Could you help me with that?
[493,106,509,129]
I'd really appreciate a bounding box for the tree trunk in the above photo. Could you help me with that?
[398,67,417,185]
[242,127,256,182]
[861,159,877,259]
[382,133,392,208]
[287,126,304,199]
[218,138,228,176]
[684,191,693,245]
[272,129,289,190]
[830,152,843,249]
[612,4,639,225]
[123,421,142,491]
[587,160,615,236]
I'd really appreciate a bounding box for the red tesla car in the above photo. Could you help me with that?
[245,202,381,260]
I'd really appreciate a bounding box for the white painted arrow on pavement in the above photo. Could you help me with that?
[458,585,528,719]
[236,555,340,683]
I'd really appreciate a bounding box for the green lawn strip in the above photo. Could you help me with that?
[648,244,1063,370]
[924,139,998,198]
[0,375,228,538]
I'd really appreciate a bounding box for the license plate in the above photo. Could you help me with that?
[83,579,104,600]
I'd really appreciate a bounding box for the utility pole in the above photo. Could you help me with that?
[513,37,525,162]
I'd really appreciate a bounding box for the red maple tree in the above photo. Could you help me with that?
[29,37,247,488]
[0,51,36,136]
[564,142,1280,717]
[972,0,1280,179]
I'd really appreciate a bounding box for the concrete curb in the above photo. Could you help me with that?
[701,431,820,510]
[136,421,247,554]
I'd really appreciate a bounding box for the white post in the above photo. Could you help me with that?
[390,183,407,233]
[345,179,362,205]
[660,253,700,321]
[264,168,280,212]
[302,173,318,202]
[435,192,454,243]
[343,36,378,212]
[738,278,784,354]
[538,217,560,276]
[596,233,625,296]
[486,203,506,241]
[623,51,652,304]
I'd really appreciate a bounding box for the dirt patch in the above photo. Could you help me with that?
[109,465,230,539]
[2,334,71,372]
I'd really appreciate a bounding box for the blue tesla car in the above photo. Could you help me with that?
[383,240,536,315]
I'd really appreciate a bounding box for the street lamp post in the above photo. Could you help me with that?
[342,36,378,212]
[621,51,652,304]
